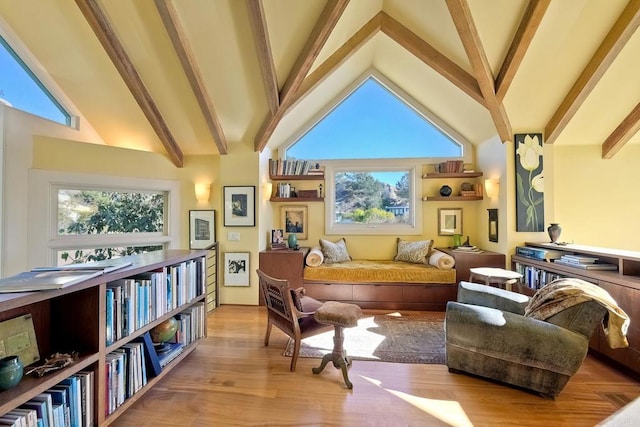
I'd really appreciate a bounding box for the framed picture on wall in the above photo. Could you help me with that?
[281,205,308,240]
[438,208,463,235]
[224,252,250,286]
[488,208,498,243]
[223,186,255,227]
[189,210,215,249]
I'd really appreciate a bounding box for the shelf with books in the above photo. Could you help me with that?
[422,164,484,201]
[0,249,208,426]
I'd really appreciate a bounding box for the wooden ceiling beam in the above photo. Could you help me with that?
[254,0,350,152]
[545,0,640,144]
[155,0,228,155]
[380,12,485,108]
[75,0,184,167]
[446,0,512,142]
[602,102,640,158]
[495,0,550,102]
[294,12,382,107]
[247,0,280,116]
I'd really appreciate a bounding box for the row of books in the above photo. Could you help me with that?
[105,341,148,416]
[553,254,618,271]
[105,258,206,345]
[435,160,465,173]
[269,159,323,176]
[170,302,206,349]
[4,372,93,427]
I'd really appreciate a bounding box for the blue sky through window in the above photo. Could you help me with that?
[0,36,70,125]
[286,77,462,161]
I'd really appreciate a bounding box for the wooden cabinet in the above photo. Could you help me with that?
[422,170,484,201]
[258,248,309,305]
[0,250,208,425]
[437,247,506,283]
[512,242,640,376]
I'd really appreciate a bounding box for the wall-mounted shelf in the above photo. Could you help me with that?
[424,196,483,201]
[423,172,483,179]
[269,197,324,202]
[269,174,324,181]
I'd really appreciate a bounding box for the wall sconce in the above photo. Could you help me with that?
[262,182,273,200]
[195,182,211,203]
[484,178,499,199]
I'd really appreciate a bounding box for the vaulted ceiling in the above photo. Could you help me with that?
[1,0,639,167]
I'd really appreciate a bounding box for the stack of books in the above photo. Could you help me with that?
[452,246,483,254]
[554,254,618,271]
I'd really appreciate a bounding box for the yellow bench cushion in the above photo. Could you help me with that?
[304,260,456,284]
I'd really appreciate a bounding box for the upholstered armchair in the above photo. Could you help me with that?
[445,281,612,398]
[257,269,328,371]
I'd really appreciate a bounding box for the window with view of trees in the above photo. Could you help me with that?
[282,72,469,235]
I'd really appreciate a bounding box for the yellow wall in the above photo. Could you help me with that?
[553,144,640,251]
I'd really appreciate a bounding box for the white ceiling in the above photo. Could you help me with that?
[1,0,638,166]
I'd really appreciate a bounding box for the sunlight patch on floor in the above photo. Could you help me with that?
[361,375,473,426]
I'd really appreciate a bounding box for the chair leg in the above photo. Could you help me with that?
[290,338,301,372]
[264,322,272,346]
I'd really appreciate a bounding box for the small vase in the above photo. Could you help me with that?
[548,223,562,243]
[439,185,452,197]
[0,355,23,391]
[287,233,298,249]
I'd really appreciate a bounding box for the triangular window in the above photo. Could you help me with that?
[0,35,71,126]
[285,74,464,160]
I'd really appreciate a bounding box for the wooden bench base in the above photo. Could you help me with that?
[303,281,457,311]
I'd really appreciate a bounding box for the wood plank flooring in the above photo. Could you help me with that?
[111,305,640,426]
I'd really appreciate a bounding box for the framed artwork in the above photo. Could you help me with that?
[223,186,255,227]
[189,210,215,249]
[488,208,498,243]
[438,208,462,236]
[515,133,544,231]
[281,205,308,240]
[224,252,250,286]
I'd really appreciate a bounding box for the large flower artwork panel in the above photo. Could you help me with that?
[515,133,544,232]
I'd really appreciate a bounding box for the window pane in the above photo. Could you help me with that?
[0,36,71,125]
[335,171,410,225]
[56,245,164,266]
[58,189,165,236]
[286,77,462,160]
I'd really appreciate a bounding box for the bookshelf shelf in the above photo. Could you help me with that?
[424,196,483,201]
[422,172,483,179]
[0,249,208,426]
[269,197,324,202]
[269,174,324,181]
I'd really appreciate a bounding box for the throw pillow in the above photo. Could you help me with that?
[394,238,433,264]
[320,238,351,263]
[290,289,304,312]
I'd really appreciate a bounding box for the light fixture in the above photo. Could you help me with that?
[263,182,273,200]
[484,178,499,199]
[194,182,211,203]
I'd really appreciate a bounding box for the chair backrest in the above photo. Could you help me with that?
[257,269,298,335]
[545,301,608,338]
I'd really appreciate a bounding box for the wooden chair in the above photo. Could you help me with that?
[257,269,328,371]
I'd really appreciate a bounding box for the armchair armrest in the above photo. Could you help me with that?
[457,281,530,315]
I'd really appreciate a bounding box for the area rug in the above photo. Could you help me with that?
[283,314,445,364]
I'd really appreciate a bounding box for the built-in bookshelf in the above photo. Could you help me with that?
[0,250,208,426]
[422,163,484,201]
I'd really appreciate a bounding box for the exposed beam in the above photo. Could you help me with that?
[155,0,228,155]
[602,102,640,158]
[446,0,512,142]
[495,0,550,102]
[294,13,382,106]
[247,0,279,116]
[380,12,485,108]
[545,0,640,144]
[75,0,184,167]
[254,0,350,152]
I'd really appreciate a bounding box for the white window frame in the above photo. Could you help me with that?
[324,159,423,236]
[28,170,180,267]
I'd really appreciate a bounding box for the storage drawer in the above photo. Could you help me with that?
[304,283,352,301]
[403,284,457,302]
[353,284,402,302]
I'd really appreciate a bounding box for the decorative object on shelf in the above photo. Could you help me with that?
[488,209,498,242]
[438,208,463,236]
[189,210,216,249]
[150,317,179,344]
[439,185,452,197]
[548,223,562,243]
[25,352,78,377]
[223,186,255,227]
[270,229,286,250]
[452,234,462,247]
[0,314,39,366]
[460,182,474,191]
[515,133,544,232]
[287,233,298,250]
[281,205,308,240]
[319,184,323,198]
[0,355,23,390]
[224,252,250,286]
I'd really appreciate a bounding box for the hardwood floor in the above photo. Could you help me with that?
[111,305,640,426]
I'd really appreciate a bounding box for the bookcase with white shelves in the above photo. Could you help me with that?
[0,249,208,426]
